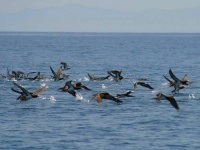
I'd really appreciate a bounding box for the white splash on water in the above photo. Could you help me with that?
[78,77,89,81]
[41,78,51,82]
[108,77,114,81]
[162,82,168,86]
[11,78,17,82]
[101,84,107,89]
[189,93,196,100]
[41,83,49,88]
[151,90,158,93]
[50,96,56,103]
[83,77,89,81]
[76,92,90,102]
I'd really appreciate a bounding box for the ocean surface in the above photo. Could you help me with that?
[0,32,200,150]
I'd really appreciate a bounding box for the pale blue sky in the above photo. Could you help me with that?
[0,0,200,32]
[1,0,200,14]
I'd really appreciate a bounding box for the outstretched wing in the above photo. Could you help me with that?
[13,82,30,96]
[165,96,180,110]
[61,62,70,69]
[163,75,174,85]
[26,72,37,77]
[50,66,57,77]
[104,93,123,103]
[169,69,181,82]
[11,88,23,94]
[32,85,47,96]
[139,82,154,90]
[93,93,103,103]
[107,71,115,78]
[56,67,62,78]
[88,73,95,80]
[68,90,76,97]
[81,85,91,91]
[117,91,134,98]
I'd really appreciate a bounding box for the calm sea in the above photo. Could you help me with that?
[0,32,200,150]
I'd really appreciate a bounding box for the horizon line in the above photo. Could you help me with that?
[0,31,200,34]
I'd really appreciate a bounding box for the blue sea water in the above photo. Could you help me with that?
[0,32,200,150]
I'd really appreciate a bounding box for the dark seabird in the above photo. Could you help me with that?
[50,66,65,81]
[154,92,179,110]
[17,71,24,79]
[164,70,193,87]
[93,92,122,103]
[25,72,37,77]
[61,62,70,70]
[11,82,46,101]
[169,69,190,85]
[88,73,109,81]
[35,72,47,80]
[116,91,134,98]
[30,71,49,80]
[6,68,12,80]
[163,75,175,86]
[62,74,69,80]
[58,80,76,97]
[24,72,38,81]
[134,81,154,90]
[107,69,123,81]
[181,74,193,85]
[169,69,185,93]
[73,82,91,91]
[11,71,21,80]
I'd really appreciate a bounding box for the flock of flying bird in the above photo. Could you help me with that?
[0,62,193,110]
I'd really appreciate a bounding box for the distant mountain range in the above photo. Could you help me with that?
[0,4,200,32]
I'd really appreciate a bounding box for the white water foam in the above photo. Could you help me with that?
[101,84,107,89]
[162,82,169,86]
[50,96,56,103]
[151,89,158,94]
[76,92,90,102]
[189,93,196,100]
[78,77,89,82]
[40,83,49,88]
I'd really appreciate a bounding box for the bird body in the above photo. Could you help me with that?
[107,69,123,81]
[88,73,109,81]
[11,82,46,101]
[134,81,154,90]
[93,92,122,103]
[169,69,185,93]
[154,92,179,110]
[116,91,134,98]
[50,66,65,81]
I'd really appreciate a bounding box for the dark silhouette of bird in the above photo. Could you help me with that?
[73,82,91,91]
[61,62,70,70]
[58,80,76,97]
[134,81,154,90]
[50,66,65,81]
[153,92,179,110]
[169,69,185,93]
[116,91,134,98]
[88,73,109,81]
[107,69,123,81]
[11,82,47,101]
[163,75,175,86]
[93,92,122,103]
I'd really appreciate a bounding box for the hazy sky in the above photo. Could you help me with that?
[1,0,200,14]
[1,0,200,32]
